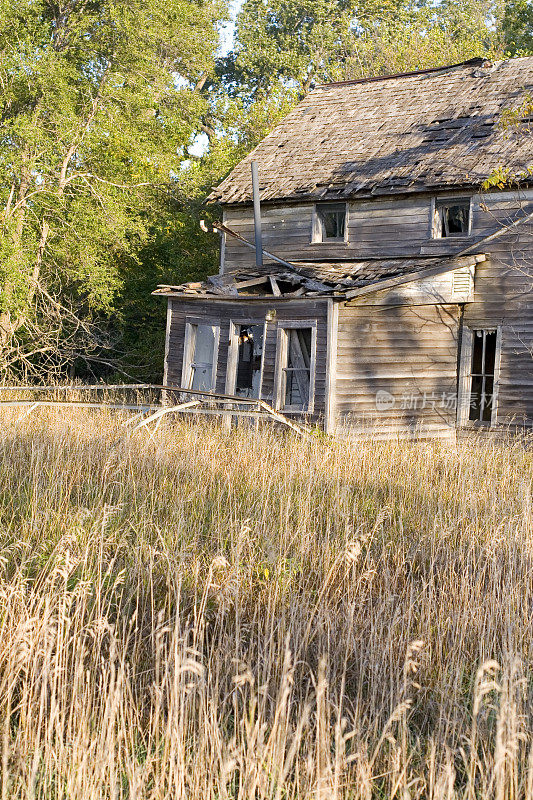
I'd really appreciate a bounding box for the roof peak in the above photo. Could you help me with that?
[316,57,490,89]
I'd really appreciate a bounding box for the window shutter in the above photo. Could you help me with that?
[490,327,503,426]
[457,326,473,426]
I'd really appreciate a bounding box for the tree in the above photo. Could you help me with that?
[357,0,505,76]
[502,0,533,54]
[114,160,229,382]
[220,0,505,104]
[0,0,225,379]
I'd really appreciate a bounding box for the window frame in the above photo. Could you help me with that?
[182,317,221,393]
[225,319,267,399]
[312,203,348,243]
[274,320,317,413]
[431,196,473,239]
[457,325,502,427]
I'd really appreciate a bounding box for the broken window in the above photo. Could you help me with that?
[235,324,264,398]
[315,203,347,241]
[184,322,219,392]
[469,329,497,423]
[433,198,471,238]
[277,326,315,411]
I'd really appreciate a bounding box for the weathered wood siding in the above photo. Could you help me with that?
[164,298,329,423]
[462,219,533,427]
[334,301,461,438]
[222,188,533,267]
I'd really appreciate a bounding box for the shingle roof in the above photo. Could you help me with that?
[209,57,533,206]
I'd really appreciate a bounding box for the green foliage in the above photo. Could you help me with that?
[0,0,226,377]
[482,165,513,189]
[115,133,253,381]
[502,0,533,54]
[116,193,222,382]
[221,0,505,102]
[356,0,505,76]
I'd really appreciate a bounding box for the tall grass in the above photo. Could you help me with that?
[0,407,532,799]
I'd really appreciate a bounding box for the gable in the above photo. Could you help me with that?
[209,57,533,206]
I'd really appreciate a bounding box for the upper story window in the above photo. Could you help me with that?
[433,197,472,238]
[313,203,347,242]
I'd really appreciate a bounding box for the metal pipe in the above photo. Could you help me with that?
[251,161,263,267]
[211,221,295,270]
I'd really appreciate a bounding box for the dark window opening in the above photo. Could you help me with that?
[275,279,300,294]
[469,329,497,423]
[435,199,471,238]
[284,328,312,409]
[316,204,346,241]
[235,325,264,398]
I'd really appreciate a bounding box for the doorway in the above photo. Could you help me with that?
[227,322,266,399]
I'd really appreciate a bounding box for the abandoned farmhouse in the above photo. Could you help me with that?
[155,56,533,437]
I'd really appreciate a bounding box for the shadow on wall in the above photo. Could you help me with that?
[337,299,461,437]
[462,224,533,425]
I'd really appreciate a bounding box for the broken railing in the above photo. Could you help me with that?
[0,384,312,437]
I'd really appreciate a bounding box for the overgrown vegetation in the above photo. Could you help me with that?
[0,407,532,798]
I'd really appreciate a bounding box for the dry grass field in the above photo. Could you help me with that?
[0,407,532,799]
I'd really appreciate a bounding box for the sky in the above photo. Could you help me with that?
[218,0,245,56]
[188,0,244,157]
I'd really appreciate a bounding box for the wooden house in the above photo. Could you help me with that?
[154,56,533,438]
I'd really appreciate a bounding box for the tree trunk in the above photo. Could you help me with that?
[0,169,31,349]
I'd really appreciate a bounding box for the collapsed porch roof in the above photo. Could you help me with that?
[153,253,486,300]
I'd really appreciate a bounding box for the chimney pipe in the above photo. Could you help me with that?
[251,161,263,267]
